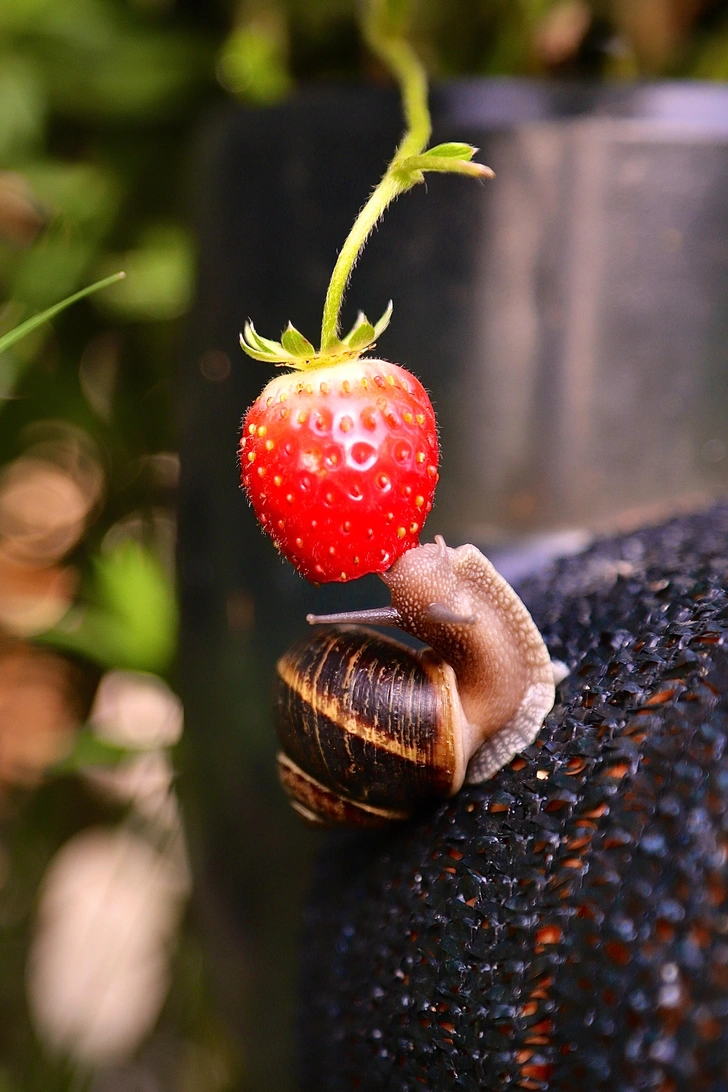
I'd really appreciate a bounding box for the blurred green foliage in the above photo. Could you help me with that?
[219,19,293,102]
[224,0,728,101]
[0,1,224,1088]
[0,0,726,1090]
[44,539,178,672]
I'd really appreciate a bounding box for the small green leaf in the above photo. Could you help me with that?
[280,323,315,358]
[240,322,294,363]
[425,142,476,160]
[239,336,277,362]
[245,321,286,355]
[373,300,394,339]
[51,728,147,775]
[0,272,125,356]
[347,321,376,350]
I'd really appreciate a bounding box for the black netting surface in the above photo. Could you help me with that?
[299,504,728,1091]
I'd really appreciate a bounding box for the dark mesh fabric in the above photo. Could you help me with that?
[299,504,728,1091]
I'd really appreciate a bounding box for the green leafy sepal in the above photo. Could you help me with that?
[240,300,393,370]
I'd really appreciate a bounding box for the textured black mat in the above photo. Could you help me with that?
[299,504,728,1091]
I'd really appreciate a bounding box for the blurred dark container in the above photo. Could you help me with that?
[177,80,728,1090]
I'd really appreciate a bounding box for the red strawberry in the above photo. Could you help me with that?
[240,357,438,583]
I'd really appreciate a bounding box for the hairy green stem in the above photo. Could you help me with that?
[319,5,430,350]
[314,0,493,354]
[373,37,431,160]
[320,174,406,350]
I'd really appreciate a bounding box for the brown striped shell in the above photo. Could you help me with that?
[274,539,557,827]
[274,626,466,828]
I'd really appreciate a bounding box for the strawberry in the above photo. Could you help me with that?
[240,331,438,583]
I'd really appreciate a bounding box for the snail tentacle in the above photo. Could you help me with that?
[307,606,402,627]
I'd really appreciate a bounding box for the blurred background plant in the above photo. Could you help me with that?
[0,0,727,1089]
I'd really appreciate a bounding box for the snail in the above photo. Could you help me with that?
[275,536,564,827]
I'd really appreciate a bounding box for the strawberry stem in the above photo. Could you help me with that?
[319,173,406,351]
[239,0,493,369]
[318,0,492,353]
[366,5,431,162]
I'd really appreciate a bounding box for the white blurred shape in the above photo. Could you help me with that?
[88,751,180,829]
[27,827,189,1067]
[90,670,183,749]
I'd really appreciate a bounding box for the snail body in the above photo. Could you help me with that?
[275,537,557,827]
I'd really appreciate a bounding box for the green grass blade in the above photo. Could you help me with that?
[0,271,126,355]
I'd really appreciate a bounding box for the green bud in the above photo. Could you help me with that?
[425,142,476,160]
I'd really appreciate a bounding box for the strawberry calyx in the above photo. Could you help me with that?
[240,301,393,371]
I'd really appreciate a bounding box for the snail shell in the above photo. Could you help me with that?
[274,537,558,827]
[276,626,463,827]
